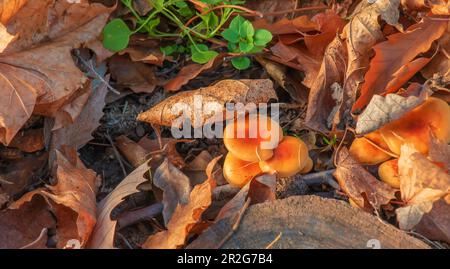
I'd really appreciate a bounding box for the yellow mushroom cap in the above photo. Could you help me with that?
[224,114,283,162]
[379,97,450,155]
[259,136,310,177]
[223,152,262,187]
[349,131,392,165]
[378,159,400,189]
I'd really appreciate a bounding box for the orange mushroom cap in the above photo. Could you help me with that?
[259,136,311,177]
[349,131,392,165]
[224,114,283,162]
[379,97,450,155]
[223,152,262,187]
[378,159,400,189]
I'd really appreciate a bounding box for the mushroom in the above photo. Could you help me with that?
[259,136,312,177]
[223,152,262,187]
[224,114,283,162]
[349,131,392,165]
[378,159,400,189]
[379,97,450,155]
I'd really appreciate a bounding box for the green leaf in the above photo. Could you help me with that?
[229,15,245,31]
[227,42,238,52]
[222,28,239,43]
[231,56,251,70]
[254,29,273,46]
[160,45,178,56]
[103,19,132,52]
[240,20,254,38]
[153,0,165,11]
[191,44,219,64]
[239,41,254,53]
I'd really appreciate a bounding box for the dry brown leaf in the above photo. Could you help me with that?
[10,147,98,248]
[429,134,450,170]
[304,10,346,57]
[52,88,91,131]
[0,0,111,145]
[355,93,426,135]
[0,195,54,249]
[396,144,450,230]
[120,39,165,66]
[422,30,450,82]
[51,77,108,151]
[116,135,149,168]
[164,56,218,92]
[138,79,277,128]
[187,174,276,249]
[88,162,150,249]
[142,157,221,249]
[334,147,396,210]
[415,197,450,243]
[401,0,450,15]
[253,16,318,35]
[304,37,347,132]
[9,128,44,153]
[108,54,158,93]
[154,158,192,225]
[353,17,447,112]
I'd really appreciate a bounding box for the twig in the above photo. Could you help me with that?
[74,53,120,95]
[407,231,445,249]
[117,203,164,229]
[20,228,48,249]
[265,232,283,249]
[217,198,251,249]
[105,133,128,178]
[301,169,339,190]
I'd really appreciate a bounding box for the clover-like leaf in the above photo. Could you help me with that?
[103,18,133,52]
[191,44,219,64]
[231,56,251,70]
[222,28,239,43]
[254,29,273,46]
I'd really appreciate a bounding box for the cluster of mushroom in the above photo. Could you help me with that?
[349,97,450,188]
[222,114,313,187]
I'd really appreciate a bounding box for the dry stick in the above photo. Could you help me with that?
[117,203,164,229]
[20,228,48,249]
[217,198,251,249]
[105,133,128,177]
[301,169,340,190]
[265,232,283,249]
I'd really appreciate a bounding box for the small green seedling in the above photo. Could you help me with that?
[222,15,272,70]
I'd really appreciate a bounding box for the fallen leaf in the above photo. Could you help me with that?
[396,144,450,230]
[428,133,450,170]
[415,197,450,243]
[154,158,192,225]
[51,77,108,151]
[304,10,346,57]
[355,93,426,135]
[142,157,221,249]
[304,37,347,132]
[421,31,450,82]
[353,17,447,112]
[253,16,318,35]
[138,79,277,128]
[0,195,54,249]
[108,54,158,93]
[9,128,45,153]
[334,147,396,210]
[120,39,165,66]
[187,174,276,249]
[0,1,111,145]
[116,135,149,168]
[164,56,218,92]
[88,161,150,249]
[401,0,450,15]
[10,147,98,248]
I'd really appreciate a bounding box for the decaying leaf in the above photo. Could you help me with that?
[353,17,447,112]
[415,198,450,243]
[88,162,150,249]
[0,0,111,145]
[138,79,277,128]
[355,93,427,135]
[396,144,450,230]
[304,37,347,132]
[9,147,98,248]
[142,157,221,249]
[116,135,149,168]
[334,147,396,210]
[154,158,192,225]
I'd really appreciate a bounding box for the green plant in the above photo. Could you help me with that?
[222,15,272,69]
[102,0,272,69]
